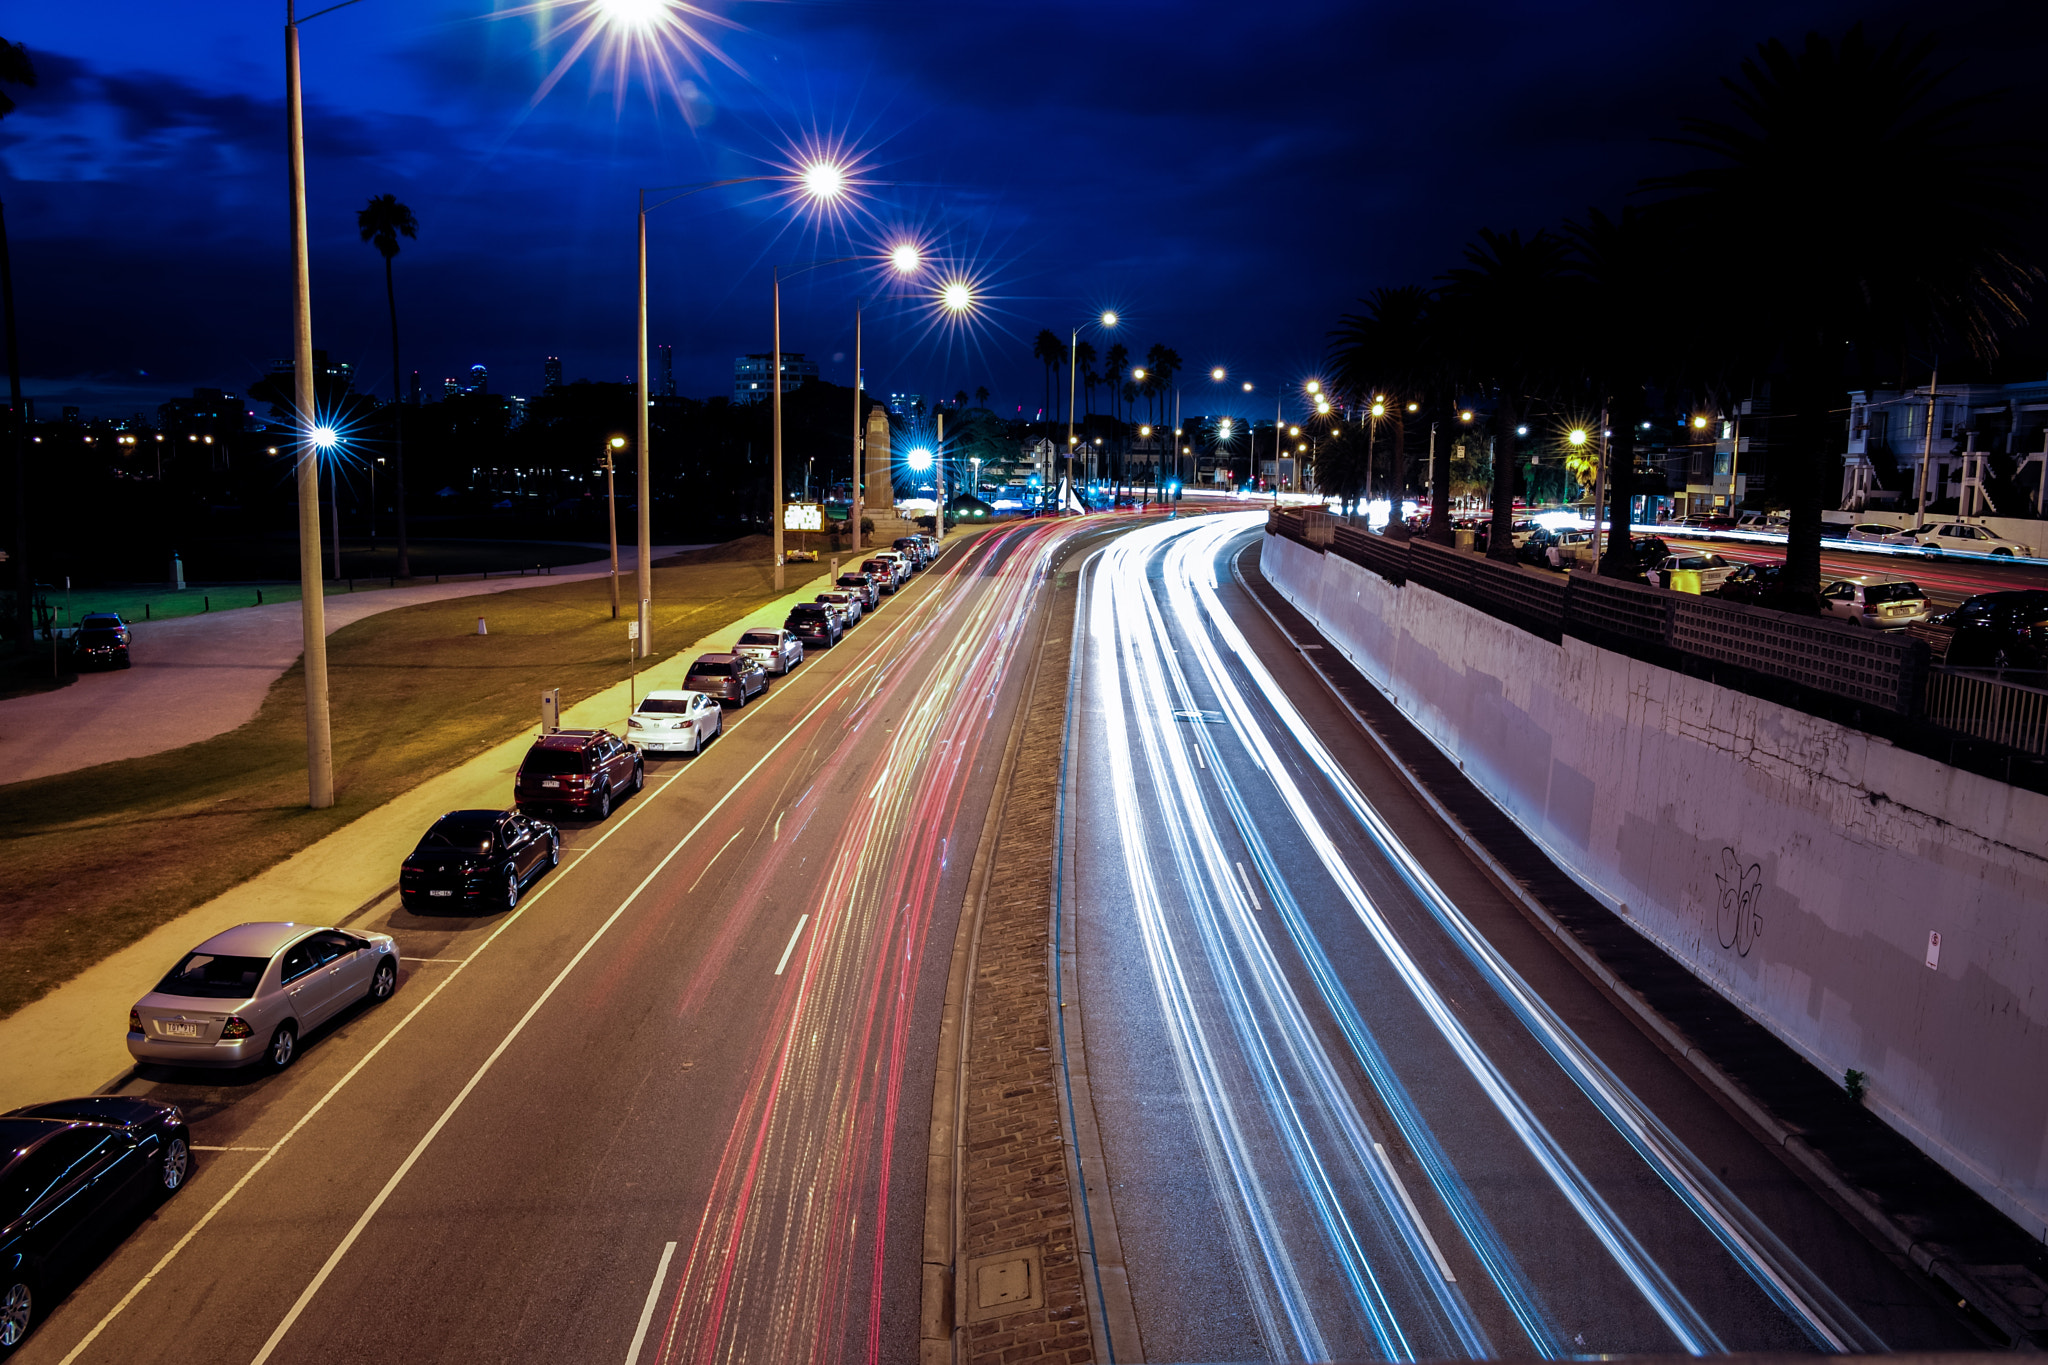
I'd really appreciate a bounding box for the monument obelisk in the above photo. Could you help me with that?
[864,405,917,540]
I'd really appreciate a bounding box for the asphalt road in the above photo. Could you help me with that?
[1065,511,1982,1361]
[14,519,1098,1365]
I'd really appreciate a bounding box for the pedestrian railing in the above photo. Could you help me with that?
[1923,669,2048,758]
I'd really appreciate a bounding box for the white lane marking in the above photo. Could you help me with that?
[686,830,744,894]
[189,1146,269,1153]
[60,589,948,1365]
[1234,860,1262,911]
[773,810,784,842]
[1374,1143,1456,1283]
[400,958,467,964]
[774,914,811,977]
[625,1241,679,1365]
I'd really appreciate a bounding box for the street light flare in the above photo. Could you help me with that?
[1305,379,1321,395]
[1101,311,1119,328]
[1568,427,1589,446]
[907,447,934,471]
[801,160,848,201]
[595,0,665,28]
[311,425,339,449]
[890,242,922,274]
[1211,367,1226,382]
[940,279,974,312]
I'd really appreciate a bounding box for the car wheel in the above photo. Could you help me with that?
[1923,546,1941,558]
[120,656,133,670]
[267,1022,298,1071]
[369,959,397,1003]
[504,866,521,909]
[596,785,612,820]
[545,834,560,870]
[158,1135,191,1197]
[631,762,645,794]
[1994,547,2013,557]
[0,1276,34,1352]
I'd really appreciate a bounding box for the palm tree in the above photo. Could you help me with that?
[1648,26,2037,599]
[358,193,418,578]
[975,384,990,409]
[1438,228,1572,560]
[1073,340,1098,418]
[1,37,35,650]
[1330,285,1444,536]
[1103,342,1130,424]
[1031,329,1064,429]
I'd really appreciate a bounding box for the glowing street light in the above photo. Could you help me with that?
[604,435,626,619]
[312,425,338,449]
[906,447,935,472]
[1568,427,1589,447]
[849,242,931,556]
[802,160,848,202]
[1068,311,1118,502]
[1211,367,1226,382]
[941,280,973,312]
[891,242,922,274]
[1460,409,1475,423]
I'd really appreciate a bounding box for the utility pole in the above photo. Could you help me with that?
[1914,366,1939,534]
[286,2,333,809]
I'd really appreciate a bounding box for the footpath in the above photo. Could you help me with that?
[1237,539,2048,1350]
[0,552,821,1114]
[0,546,692,785]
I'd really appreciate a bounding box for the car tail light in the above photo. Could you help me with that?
[222,1016,254,1039]
[130,1008,142,1032]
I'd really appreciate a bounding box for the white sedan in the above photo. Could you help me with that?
[1652,552,1740,592]
[626,690,723,754]
[1914,522,2033,559]
[1844,522,1916,546]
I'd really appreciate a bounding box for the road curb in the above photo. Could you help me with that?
[1231,537,2045,1349]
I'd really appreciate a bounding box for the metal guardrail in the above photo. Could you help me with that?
[1670,595,1923,713]
[1923,669,2048,757]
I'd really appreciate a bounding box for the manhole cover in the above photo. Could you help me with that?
[965,1244,1045,1322]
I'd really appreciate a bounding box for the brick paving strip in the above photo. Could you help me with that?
[1235,537,2048,1349]
[923,541,1124,1365]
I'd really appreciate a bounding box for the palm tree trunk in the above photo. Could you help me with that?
[385,253,411,578]
[1488,395,1520,560]
[1,198,27,649]
[1600,386,1642,577]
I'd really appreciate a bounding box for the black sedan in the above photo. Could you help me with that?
[1937,590,2048,671]
[400,809,560,913]
[1714,560,1784,604]
[1,1097,190,1356]
[785,601,843,648]
[70,613,131,670]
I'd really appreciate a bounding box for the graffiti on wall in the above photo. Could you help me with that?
[1713,847,1764,957]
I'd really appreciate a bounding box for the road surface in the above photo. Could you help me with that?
[1063,511,1979,1360]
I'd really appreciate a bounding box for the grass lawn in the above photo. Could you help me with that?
[0,536,825,1021]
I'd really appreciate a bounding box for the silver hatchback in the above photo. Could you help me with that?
[128,922,398,1071]
[1820,574,1929,629]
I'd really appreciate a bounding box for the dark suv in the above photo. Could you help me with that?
[1937,591,2048,671]
[785,601,842,648]
[515,729,643,820]
[72,612,132,669]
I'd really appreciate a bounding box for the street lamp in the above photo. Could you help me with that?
[605,435,625,619]
[850,243,927,557]
[1067,311,1118,510]
[633,157,848,649]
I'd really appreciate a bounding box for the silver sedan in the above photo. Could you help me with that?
[733,627,803,675]
[128,922,398,1071]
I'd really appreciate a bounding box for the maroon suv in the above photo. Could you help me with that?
[514,729,643,820]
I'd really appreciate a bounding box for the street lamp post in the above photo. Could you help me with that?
[605,435,624,620]
[1067,313,1117,510]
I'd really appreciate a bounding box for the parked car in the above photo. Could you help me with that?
[1936,590,2048,670]
[0,1096,191,1353]
[1714,561,1784,604]
[127,922,398,1072]
[626,689,723,755]
[1546,529,1597,569]
[400,809,558,912]
[685,652,768,708]
[515,728,644,819]
[817,589,864,624]
[70,612,131,670]
[1845,522,1917,547]
[1915,522,2034,559]
[733,627,803,676]
[893,536,928,568]
[1628,535,1671,570]
[785,601,843,648]
[860,558,900,594]
[837,572,880,610]
[876,550,914,583]
[1681,514,1738,531]
[1651,552,1739,592]
[816,599,853,634]
[1818,575,1930,629]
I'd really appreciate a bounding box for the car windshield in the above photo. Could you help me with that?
[838,575,868,587]
[521,748,589,775]
[636,698,695,714]
[1865,582,1923,605]
[155,951,269,999]
[738,632,781,647]
[688,661,732,677]
[420,816,495,852]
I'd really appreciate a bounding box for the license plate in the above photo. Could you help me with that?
[158,1020,202,1038]
[429,889,454,897]
[541,779,560,788]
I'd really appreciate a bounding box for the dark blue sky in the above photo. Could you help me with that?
[4,0,2041,421]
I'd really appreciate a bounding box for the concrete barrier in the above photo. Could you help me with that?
[1263,532,2048,1235]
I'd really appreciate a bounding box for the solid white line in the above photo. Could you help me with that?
[686,830,744,894]
[1234,860,1262,911]
[400,957,467,964]
[774,914,810,976]
[1373,1142,1456,1282]
[625,1242,678,1365]
[189,1146,269,1153]
[773,810,783,841]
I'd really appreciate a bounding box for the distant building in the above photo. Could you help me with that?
[443,377,462,398]
[888,392,923,416]
[61,406,81,424]
[267,353,353,392]
[733,353,818,404]
[657,344,675,398]
[470,363,489,394]
[409,370,421,405]
[1842,378,2048,517]
[543,356,563,393]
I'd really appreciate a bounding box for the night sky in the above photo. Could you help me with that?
[4,0,2042,422]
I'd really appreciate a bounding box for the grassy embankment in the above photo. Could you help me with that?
[0,537,824,1021]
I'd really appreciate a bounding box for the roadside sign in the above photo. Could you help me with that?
[627,620,640,641]
[784,502,824,532]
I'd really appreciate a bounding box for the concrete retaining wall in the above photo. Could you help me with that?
[1263,532,2048,1235]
